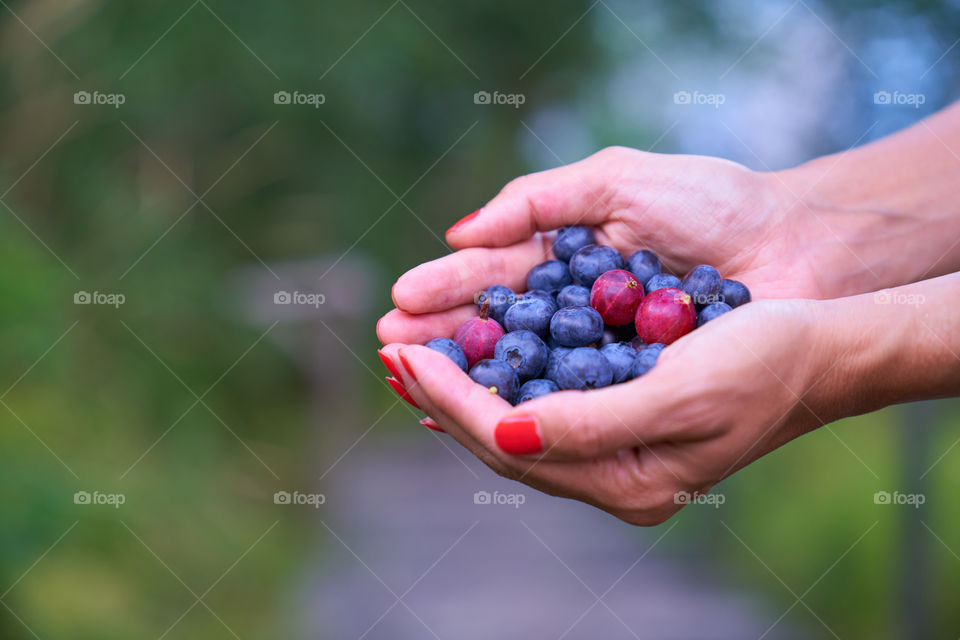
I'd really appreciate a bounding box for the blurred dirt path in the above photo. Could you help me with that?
[303,435,803,640]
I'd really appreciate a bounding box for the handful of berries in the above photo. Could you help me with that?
[425,226,751,404]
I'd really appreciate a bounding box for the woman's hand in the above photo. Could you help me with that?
[381,296,854,525]
[377,146,871,347]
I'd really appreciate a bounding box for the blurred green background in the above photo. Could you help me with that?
[1,0,959,638]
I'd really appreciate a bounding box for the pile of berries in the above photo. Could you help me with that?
[426,226,751,404]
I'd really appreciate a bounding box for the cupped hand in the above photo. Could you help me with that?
[379,146,827,346]
[375,146,852,525]
[381,296,849,525]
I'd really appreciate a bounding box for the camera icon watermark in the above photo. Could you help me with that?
[473,490,526,508]
[74,490,126,508]
[674,490,725,508]
[273,290,325,308]
[873,490,925,508]
[74,90,126,109]
[74,290,126,308]
[673,90,725,109]
[473,90,525,109]
[273,490,325,508]
[873,291,924,308]
[274,90,325,108]
[873,90,925,109]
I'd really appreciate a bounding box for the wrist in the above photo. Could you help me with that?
[771,160,918,299]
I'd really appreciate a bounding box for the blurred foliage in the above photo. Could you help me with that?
[1,0,959,638]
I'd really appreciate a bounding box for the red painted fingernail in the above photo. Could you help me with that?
[398,351,417,382]
[378,349,401,379]
[494,414,542,455]
[386,376,420,409]
[447,209,480,234]
[420,417,445,433]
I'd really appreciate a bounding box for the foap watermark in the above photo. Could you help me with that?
[74,90,126,109]
[473,490,525,508]
[673,90,725,109]
[74,290,125,308]
[274,290,325,308]
[473,289,518,307]
[274,490,326,508]
[474,90,526,109]
[874,490,925,508]
[274,90,326,108]
[873,90,925,109]
[674,490,725,508]
[873,291,925,308]
[74,490,126,508]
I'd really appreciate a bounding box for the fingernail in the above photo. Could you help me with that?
[398,351,417,382]
[386,377,420,409]
[447,209,480,234]
[494,414,542,455]
[378,349,401,379]
[420,417,445,433]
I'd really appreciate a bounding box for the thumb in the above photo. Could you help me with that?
[492,370,684,460]
[447,148,625,249]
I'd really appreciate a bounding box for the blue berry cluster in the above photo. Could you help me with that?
[427,226,751,404]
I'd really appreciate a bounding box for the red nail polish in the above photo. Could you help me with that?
[378,349,401,379]
[386,377,420,409]
[398,351,417,382]
[447,209,480,234]
[420,417,445,433]
[494,415,542,455]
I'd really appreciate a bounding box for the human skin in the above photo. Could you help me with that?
[376,102,960,525]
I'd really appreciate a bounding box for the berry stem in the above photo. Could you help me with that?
[479,298,491,321]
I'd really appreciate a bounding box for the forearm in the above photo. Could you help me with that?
[780,102,960,297]
[814,272,960,420]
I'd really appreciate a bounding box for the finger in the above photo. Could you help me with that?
[387,344,685,522]
[491,362,693,461]
[446,148,627,249]
[376,305,477,345]
[391,237,550,314]
[395,344,513,452]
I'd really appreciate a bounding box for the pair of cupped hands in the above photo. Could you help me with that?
[377,146,860,525]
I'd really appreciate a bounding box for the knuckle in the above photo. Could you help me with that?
[561,418,608,458]
[595,145,636,162]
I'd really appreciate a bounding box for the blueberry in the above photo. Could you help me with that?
[681,265,723,306]
[696,302,733,327]
[468,359,520,403]
[568,245,625,288]
[517,378,560,403]
[494,330,549,381]
[521,289,558,309]
[550,306,604,347]
[720,279,751,308]
[526,260,573,293]
[626,250,661,286]
[504,297,555,339]
[557,284,591,308]
[553,226,596,262]
[631,343,665,378]
[477,285,518,325]
[645,273,682,292]
[600,342,638,383]
[545,346,572,382]
[552,347,614,390]
[630,335,647,352]
[425,337,468,372]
